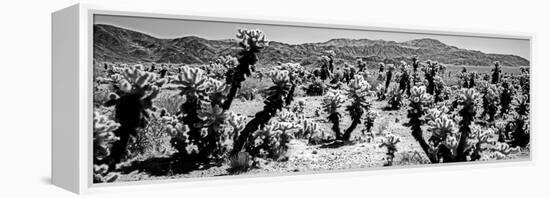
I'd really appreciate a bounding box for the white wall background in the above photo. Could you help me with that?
[0,0,548,197]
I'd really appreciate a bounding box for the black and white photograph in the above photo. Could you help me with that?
[92,14,531,184]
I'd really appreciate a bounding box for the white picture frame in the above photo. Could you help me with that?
[52,3,534,194]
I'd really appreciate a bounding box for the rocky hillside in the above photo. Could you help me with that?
[94,24,529,66]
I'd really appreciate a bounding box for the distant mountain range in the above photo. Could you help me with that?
[94,24,529,67]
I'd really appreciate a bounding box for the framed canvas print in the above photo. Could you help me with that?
[52,4,533,194]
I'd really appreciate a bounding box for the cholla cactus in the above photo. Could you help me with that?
[379,134,400,166]
[321,90,346,139]
[407,86,437,163]
[480,83,499,122]
[357,59,367,72]
[319,55,335,81]
[509,113,530,148]
[276,63,304,105]
[104,64,165,163]
[93,164,119,183]
[223,29,269,110]
[342,75,372,141]
[386,83,404,110]
[169,66,232,162]
[425,106,448,123]
[513,94,529,116]
[441,133,459,158]
[499,80,513,116]
[411,56,420,72]
[398,65,411,96]
[423,60,439,95]
[455,88,479,161]
[375,84,386,101]
[428,115,459,161]
[93,112,120,162]
[209,55,238,81]
[362,110,378,140]
[231,69,293,156]
[236,29,269,51]
[491,142,520,159]
[491,61,501,84]
[290,99,306,115]
[299,118,320,142]
[172,67,210,102]
[433,76,446,103]
[384,64,395,91]
[227,112,246,138]
[246,121,294,160]
[467,125,498,160]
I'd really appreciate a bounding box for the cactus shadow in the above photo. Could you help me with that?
[319,140,353,148]
[117,157,222,176]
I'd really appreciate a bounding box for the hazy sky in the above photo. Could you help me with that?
[95,15,530,60]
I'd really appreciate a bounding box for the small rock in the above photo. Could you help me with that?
[312,150,318,154]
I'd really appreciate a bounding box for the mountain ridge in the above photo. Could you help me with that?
[93,24,529,67]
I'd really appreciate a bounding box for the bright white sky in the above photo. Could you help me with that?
[95,15,530,60]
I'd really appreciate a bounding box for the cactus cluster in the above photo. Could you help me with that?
[342,75,372,140]
[246,121,297,159]
[223,29,269,110]
[93,164,120,183]
[321,90,346,140]
[104,64,165,163]
[379,133,401,166]
[407,86,437,162]
[93,112,120,165]
[480,82,500,123]
[386,83,404,110]
[169,66,234,163]
[231,68,295,156]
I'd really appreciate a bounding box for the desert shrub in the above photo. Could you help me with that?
[303,79,327,96]
[236,82,258,101]
[289,99,306,115]
[153,93,183,115]
[128,110,176,157]
[228,151,252,173]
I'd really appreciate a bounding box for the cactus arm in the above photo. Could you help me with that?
[230,70,291,156]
